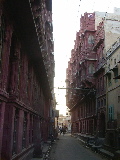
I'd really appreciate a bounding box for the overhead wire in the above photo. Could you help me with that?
[54,0,119,113]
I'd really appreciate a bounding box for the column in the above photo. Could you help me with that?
[88,120,89,134]
[33,116,42,158]
[17,110,24,153]
[26,113,30,147]
[0,102,5,159]
[1,104,15,159]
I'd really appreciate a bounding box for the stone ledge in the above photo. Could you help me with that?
[98,148,114,159]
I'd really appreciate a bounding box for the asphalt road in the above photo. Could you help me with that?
[50,133,107,160]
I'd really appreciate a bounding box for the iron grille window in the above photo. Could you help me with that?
[12,108,19,155]
[22,112,27,149]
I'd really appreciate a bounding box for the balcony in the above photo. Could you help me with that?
[93,38,104,51]
[94,63,105,76]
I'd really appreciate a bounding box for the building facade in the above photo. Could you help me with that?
[66,12,97,135]
[93,21,106,138]
[66,9,120,150]
[105,37,120,149]
[0,0,54,159]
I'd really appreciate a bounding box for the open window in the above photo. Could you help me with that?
[108,74,112,86]
[113,67,118,83]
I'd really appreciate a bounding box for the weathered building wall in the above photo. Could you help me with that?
[105,38,120,149]
[93,20,106,137]
[0,0,54,159]
[95,9,120,53]
[66,9,120,145]
[66,12,97,135]
[104,16,120,52]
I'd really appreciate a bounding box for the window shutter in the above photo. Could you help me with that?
[108,105,114,120]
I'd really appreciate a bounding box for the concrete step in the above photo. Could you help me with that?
[98,148,114,159]
[31,141,52,160]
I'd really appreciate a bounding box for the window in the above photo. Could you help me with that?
[118,96,120,103]
[89,63,95,74]
[88,35,94,44]
[82,69,85,76]
[108,74,112,86]
[101,99,103,107]
[108,105,114,121]
[45,0,52,11]
[100,77,102,89]
[97,80,100,94]
[102,76,104,91]
[104,98,106,106]
[113,68,118,83]
[22,112,27,149]
[108,64,110,71]
[88,14,93,18]
[29,114,34,144]
[98,100,100,108]
[12,108,19,155]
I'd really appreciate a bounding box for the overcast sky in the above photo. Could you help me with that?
[52,0,119,115]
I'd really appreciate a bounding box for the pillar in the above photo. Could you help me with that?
[0,102,5,159]
[1,104,15,160]
[33,116,42,158]
[17,110,24,153]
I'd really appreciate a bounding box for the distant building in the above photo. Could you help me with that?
[65,108,71,132]
[66,12,97,135]
[57,113,71,132]
[66,8,120,151]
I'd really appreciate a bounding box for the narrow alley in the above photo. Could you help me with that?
[49,134,106,160]
[0,0,120,160]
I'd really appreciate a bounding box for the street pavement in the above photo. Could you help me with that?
[49,133,107,160]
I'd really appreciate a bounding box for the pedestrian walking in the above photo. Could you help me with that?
[62,126,66,136]
[59,127,62,135]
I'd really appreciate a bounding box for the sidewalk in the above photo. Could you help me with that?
[72,133,115,160]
